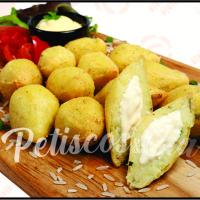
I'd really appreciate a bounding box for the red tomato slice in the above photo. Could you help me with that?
[0,26,31,62]
[32,36,49,64]
[17,43,34,60]
[3,45,16,62]
[0,26,30,47]
[0,27,49,64]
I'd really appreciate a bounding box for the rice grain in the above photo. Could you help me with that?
[49,172,58,181]
[73,160,82,165]
[76,182,88,190]
[185,160,197,168]
[5,142,14,151]
[57,176,63,182]
[53,180,67,185]
[0,107,5,114]
[102,183,108,192]
[1,114,9,123]
[57,167,63,173]
[103,174,115,182]
[2,101,9,107]
[68,189,77,193]
[123,186,131,194]
[186,172,196,177]
[114,182,123,187]
[72,164,83,172]
[96,165,110,171]
[29,151,38,158]
[138,187,151,193]
[156,184,169,191]
[101,191,116,198]
[87,174,94,180]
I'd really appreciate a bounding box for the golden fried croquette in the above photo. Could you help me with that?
[145,60,189,92]
[150,86,168,108]
[161,84,200,137]
[95,79,116,106]
[38,46,76,78]
[65,37,107,62]
[0,59,42,100]
[55,97,104,145]
[46,67,95,102]
[9,84,59,143]
[78,52,119,91]
[110,43,160,72]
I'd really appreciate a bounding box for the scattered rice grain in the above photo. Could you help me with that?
[73,160,81,165]
[102,183,108,192]
[1,114,9,123]
[87,174,94,180]
[101,191,115,198]
[0,107,5,114]
[53,180,66,185]
[123,186,131,194]
[68,189,77,193]
[57,167,63,173]
[57,176,63,182]
[185,160,197,168]
[156,184,169,191]
[49,172,58,181]
[138,187,151,193]
[186,172,196,177]
[115,182,123,187]
[75,182,88,190]
[72,164,83,172]
[5,142,14,151]
[103,174,115,182]
[96,165,110,171]
[2,101,9,107]
[29,151,38,158]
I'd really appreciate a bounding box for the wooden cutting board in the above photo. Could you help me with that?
[0,34,200,198]
[0,132,200,198]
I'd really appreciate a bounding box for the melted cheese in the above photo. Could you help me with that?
[120,76,143,146]
[140,110,183,164]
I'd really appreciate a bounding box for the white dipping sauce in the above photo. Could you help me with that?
[36,16,82,32]
[140,110,183,164]
[120,76,143,145]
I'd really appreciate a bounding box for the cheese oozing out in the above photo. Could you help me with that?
[140,110,183,164]
[120,76,143,148]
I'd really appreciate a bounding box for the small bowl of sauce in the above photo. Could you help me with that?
[28,11,90,46]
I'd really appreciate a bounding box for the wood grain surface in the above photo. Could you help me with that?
[0,34,200,197]
[0,132,200,198]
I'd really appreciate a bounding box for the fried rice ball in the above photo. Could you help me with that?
[110,43,160,72]
[10,84,59,143]
[78,52,119,91]
[0,59,42,100]
[46,67,95,102]
[65,37,107,62]
[55,97,104,145]
[38,46,76,78]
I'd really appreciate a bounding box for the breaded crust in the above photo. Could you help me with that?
[105,59,152,167]
[126,97,194,189]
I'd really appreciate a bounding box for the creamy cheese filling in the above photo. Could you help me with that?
[120,76,143,147]
[140,110,183,164]
[36,16,82,32]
